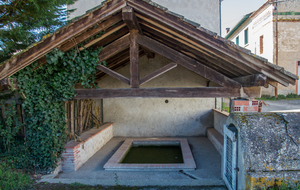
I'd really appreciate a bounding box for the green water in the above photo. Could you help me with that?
[121,146,184,164]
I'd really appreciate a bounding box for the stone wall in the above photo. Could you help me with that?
[226,112,300,189]
[275,0,300,95]
[98,54,216,137]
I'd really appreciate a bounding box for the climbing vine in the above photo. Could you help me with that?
[11,46,103,171]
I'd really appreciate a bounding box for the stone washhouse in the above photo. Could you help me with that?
[0,0,299,189]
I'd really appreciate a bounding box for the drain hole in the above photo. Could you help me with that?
[179,170,197,180]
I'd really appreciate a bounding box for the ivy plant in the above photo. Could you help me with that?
[13,47,102,171]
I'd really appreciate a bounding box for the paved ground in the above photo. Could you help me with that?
[41,137,226,189]
[262,99,300,112]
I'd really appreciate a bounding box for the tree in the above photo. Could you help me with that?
[0,0,77,63]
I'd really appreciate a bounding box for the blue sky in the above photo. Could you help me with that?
[221,0,267,37]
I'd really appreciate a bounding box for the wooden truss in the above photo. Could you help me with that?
[73,6,265,99]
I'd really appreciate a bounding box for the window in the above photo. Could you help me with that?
[244,28,248,45]
[260,35,264,54]
[236,36,239,46]
[298,61,300,66]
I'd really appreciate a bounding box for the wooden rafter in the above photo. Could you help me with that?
[60,12,123,52]
[130,30,140,88]
[122,6,155,58]
[98,34,130,62]
[79,22,126,51]
[135,33,242,88]
[96,64,130,85]
[0,0,126,80]
[74,87,241,99]
[140,62,177,85]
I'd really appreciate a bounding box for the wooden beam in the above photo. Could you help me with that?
[96,64,130,85]
[60,13,123,52]
[130,31,139,88]
[98,34,130,62]
[122,6,154,58]
[266,78,278,88]
[233,74,267,87]
[135,34,242,88]
[240,87,262,98]
[0,0,126,80]
[0,78,19,90]
[140,62,177,85]
[122,6,143,33]
[74,87,241,99]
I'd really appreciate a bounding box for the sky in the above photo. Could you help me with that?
[221,0,267,37]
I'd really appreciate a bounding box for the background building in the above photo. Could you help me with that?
[68,0,222,35]
[225,0,300,95]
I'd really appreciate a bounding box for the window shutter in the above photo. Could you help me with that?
[223,125,238,190]
[260,35,264,54]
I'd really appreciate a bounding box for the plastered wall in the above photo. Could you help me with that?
[68,0,221,34]
[97,54,216,137]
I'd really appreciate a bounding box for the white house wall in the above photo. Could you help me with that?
[229,5,273,62]
[97,54,216,137]
[251,5,274,63]
[68,0,221,34]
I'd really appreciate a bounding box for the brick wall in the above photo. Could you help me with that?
[231,100,259,112]
[62,123,113,172]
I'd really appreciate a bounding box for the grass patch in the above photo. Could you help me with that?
[257,93,300,101]
[264,182,300,190]
[0,161,34,190]
[222,102,230,113]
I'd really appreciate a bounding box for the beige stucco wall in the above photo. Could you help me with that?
[68,0,221,34]
[275,1,300,95]
[97,54,216,137]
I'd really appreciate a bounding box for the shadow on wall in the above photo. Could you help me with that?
[104,98,214,137]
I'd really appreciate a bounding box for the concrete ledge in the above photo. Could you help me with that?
[104,138,196,171]
[213,109,230,117]
[207,128,224,155]
[62,123,113,172]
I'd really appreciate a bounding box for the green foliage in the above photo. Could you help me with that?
[266,182,300,190]
[0,101,23,152]
[257,93,300,101]
[222,102,230,113]
[0,0,77,62]
[0,161,33,190]
[114,173,120,186]
[11,47,102,171]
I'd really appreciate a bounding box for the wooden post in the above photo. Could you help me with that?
[70,100,74,136]
[79,100,84,134]
[130,30,139,88]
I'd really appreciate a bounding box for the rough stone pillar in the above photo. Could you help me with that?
[224,112,300,189]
